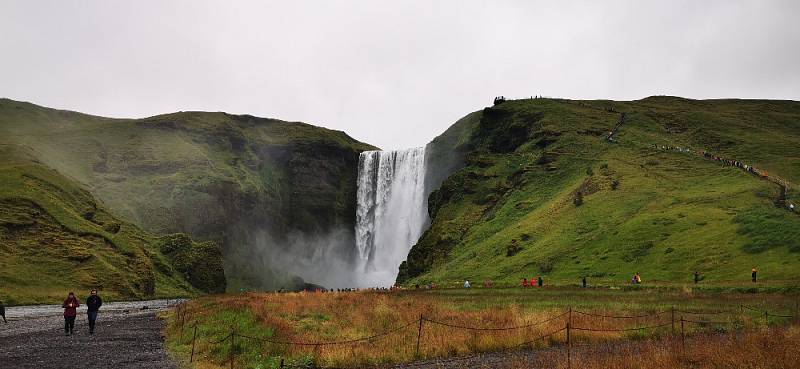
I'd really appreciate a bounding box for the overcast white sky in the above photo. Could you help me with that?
[1,1,799,149]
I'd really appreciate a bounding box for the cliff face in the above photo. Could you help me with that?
[399,97,800,285]
[0,99,376,292]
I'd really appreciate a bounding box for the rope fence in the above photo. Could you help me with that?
[572,309,667,319]
[170,301,796,369]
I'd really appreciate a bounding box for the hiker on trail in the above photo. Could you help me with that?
[631,274,637,284]
[635,273,642,284]
[752,267,758,283]
[0,300,6,323]
[464,280,471,288]
[86,289,103,335]
[537,276,543,287]
[62,292,80,336]
[521,278,529,288]
[694,271,700,284]
[582,276,587,288]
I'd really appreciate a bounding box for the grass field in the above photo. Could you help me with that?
[163,286,799,368]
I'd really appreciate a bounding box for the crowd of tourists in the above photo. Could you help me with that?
[653,144,797,213]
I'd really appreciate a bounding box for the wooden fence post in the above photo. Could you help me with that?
[230,328,235,369]
[568,307,572,326]
[190,323,197,363]
[671,306,675,336]
[566,321,571,369]
[415,315,424,358]
[680,318,685,356]
[181,309,187,343]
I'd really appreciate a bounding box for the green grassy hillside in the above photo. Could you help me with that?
[0,145,223,304]
[399,97,800,286]
[0,98,375,291]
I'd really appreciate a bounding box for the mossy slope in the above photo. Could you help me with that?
[400,97,800,286]
[0,145,222,304]
[0,98,375,291]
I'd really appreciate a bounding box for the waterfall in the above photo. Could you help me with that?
[355,148,429,286]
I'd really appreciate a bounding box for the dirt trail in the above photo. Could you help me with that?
[0,299,181,369]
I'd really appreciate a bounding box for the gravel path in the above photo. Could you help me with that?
[0,299,183,369]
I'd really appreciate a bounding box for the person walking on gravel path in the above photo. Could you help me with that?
[62,292,80,336]
[86,289,103,335]
[752,267,758,283]
[0,300,6,323]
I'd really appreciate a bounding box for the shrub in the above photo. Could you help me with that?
[574,191,584,206]
[506,239,523,256]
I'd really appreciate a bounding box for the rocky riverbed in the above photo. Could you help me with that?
[0,299,182,369]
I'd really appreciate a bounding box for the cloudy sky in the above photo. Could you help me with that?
[1,1,798,149]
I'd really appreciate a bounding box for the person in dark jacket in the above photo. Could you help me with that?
[62,292,80,336]
[86,289,103,335]
[0,300,6,323]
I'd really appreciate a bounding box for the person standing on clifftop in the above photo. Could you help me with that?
[86,289,103,335]
[62,292,80,336]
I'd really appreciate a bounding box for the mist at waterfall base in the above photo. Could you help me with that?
[228,140,467,291]
[229,148,432,290]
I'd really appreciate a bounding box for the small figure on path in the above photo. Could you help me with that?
[582,276,587,288]
[521,278,528,288]
[694,271,700,284]
[0,300,6,323]
[634,272,642,284]
[463,280,471,288]
[62,292,80,336]
[86,289,103,335]
[537,276,543,287]
[752,267,758,283]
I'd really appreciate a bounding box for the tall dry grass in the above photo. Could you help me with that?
[504,326,800,369]
[166,290,787,368]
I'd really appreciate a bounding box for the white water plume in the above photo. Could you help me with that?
[355,148,429,286]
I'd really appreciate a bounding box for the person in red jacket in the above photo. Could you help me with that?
[62,292,80,336]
